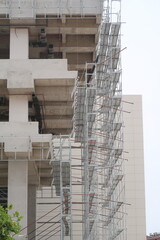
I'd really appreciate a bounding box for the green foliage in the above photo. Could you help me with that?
[0,204,23,240]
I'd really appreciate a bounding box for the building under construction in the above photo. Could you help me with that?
[0,0,146,240]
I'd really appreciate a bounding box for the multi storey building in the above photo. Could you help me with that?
[0,1,146,240]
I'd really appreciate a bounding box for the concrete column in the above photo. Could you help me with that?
[8,161,28,237]
[9,95,28,122]
[10,28,29,59]
[9,28,29,122]
[28,185,37,240]
[8,28,30,239]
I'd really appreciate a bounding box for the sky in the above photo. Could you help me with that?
[121,0,160,235]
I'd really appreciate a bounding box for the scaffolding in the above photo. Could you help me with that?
[73,0,126,239]
[36,135,83,240]
[53,135,73,240]
[0,0,126,238]
[36,0,126,239]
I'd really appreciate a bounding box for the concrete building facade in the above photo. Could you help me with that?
[123,95,146,240]
[0,1,146,240]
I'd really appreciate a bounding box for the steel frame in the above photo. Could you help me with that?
[52,135,73,240]
[73,0,125,239]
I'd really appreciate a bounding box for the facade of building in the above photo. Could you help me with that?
[0,1,146,240]
[123,95,146,240]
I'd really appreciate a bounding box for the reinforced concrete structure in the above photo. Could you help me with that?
[0,1,146,240]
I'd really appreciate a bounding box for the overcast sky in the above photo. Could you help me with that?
[121,0,160,235]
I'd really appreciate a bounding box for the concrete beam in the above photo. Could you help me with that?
[69,64,86,70]
[47,27,98,35]
[0,59,77,83]
[35,86,73,101]
[45,119,73,129]
[45,128,71,135]
[42,101,73,106]
[0,122,38,137]
[44,106,73,116]
[0,1,103,17]
[54,46,95,53]
[34,78,75,87]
